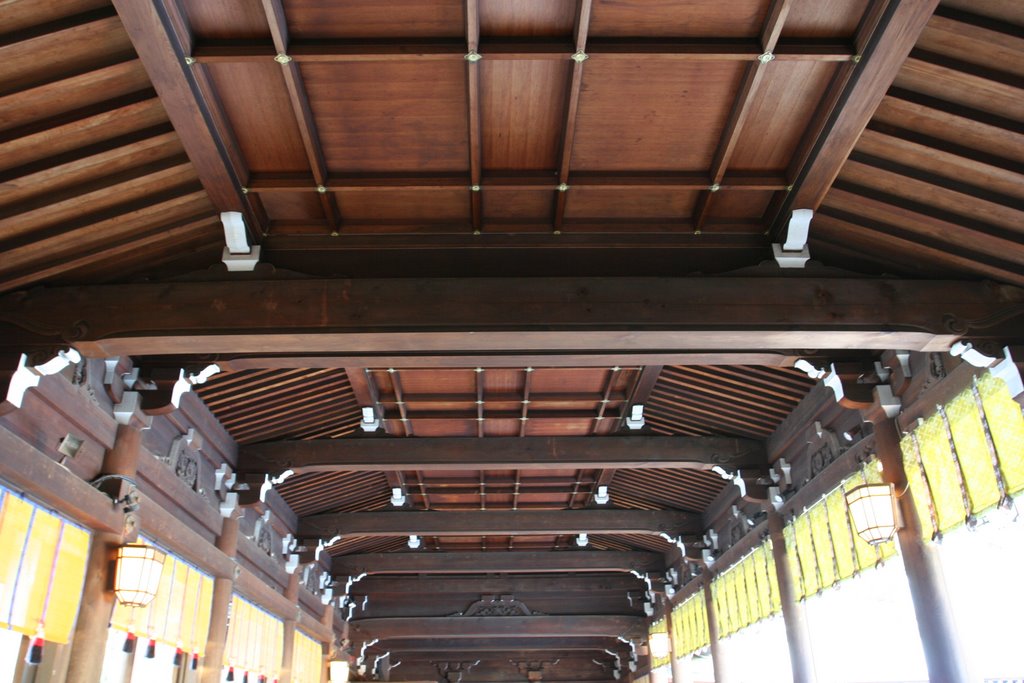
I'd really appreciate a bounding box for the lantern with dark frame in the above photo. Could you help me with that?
[113,543,166,608]
[845,483,900,544]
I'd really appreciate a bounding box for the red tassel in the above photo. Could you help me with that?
[227,666,235,681]
[192,653,199,670]
[145,639,156,659]
[242,672,249,683]
[26,636,44,665]
[174,647,184,666]
[123,632,137,654]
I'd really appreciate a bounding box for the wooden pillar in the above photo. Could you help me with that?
[767,509,816,683]
[201,515,240,683]
[280,573,301,683]
[870,415,970,683]
[66,418,146,683]
[702,583,727,683]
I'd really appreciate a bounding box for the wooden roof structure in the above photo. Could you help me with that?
[0,0,1022,681]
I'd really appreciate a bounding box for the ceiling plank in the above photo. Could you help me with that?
[349,615,645,640]
[2,277,1021,357]
[240,435,764,474]
[299,509,700,539]
[331,551,665,576]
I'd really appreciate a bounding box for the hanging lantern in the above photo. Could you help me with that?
[845,483,899,544]
[648,631,671,660]
[113,544,166,607]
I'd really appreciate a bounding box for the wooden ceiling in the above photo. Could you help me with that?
[2,0,1022,680]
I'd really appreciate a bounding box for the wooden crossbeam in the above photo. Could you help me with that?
[353,574,645,595]
[2,277,1021,357]
[363,637,627,655]
[349,615,645,640]
[299,509,700,539]
[331,550,665,577]
[191,38,855,64]
[244,171,788,193]
[240,435,764,474]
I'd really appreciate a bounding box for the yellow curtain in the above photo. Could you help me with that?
[292,629,324,683]
[785,463,896,600]
[901,371,1024,540]
[0,487,90,644]
[224,594,284,679]
[708,539,780,638]
[669,591,708,658]
[109,543,214,657]
[648,617,670,668]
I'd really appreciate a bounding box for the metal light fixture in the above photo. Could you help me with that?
[330,659,350,682]
[845,483,899,544]
[113,543,166,607]
[648,632,670,659]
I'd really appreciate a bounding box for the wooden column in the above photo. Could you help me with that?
[201,515,240,683]
[280,572,300,683]
[766,509,816,683]
[702,583,728,683]
[870,415,970,683]
[66,415,147,683]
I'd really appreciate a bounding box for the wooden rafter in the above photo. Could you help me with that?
[110,0,266,236]
[693,0,792,232]
[553,0,594,231]
[259,0,342,234]
[769,0,941,237]
[348,615,645,640]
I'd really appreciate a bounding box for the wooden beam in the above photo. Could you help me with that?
[693,0,792,231]
[772,0,940,232]
[365,637,625,654]
[240,435,765,474]
[179,351,803,371]
[300,509,700,539]
[246,170,787,193]
[110,0,264,234]
[3,277,1021,358]
[259,0,342,234]
[553,0,594,231]
[332,551,665,576]
[349,615,645,640]
[191,38,854,64]
[353,574,645,596]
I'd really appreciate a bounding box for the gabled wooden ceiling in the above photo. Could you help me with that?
[2,0,1022,679]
